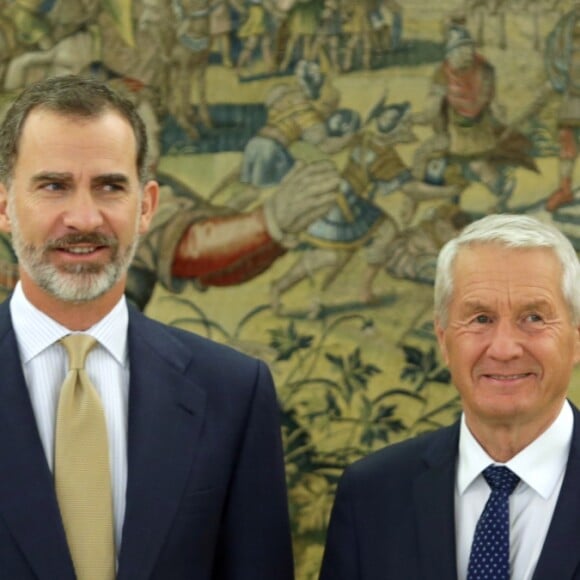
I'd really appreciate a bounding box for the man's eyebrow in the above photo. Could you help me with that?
[459,299,488,313]
[29,172,132,188]
[31,171,73,184]
[459,298,553,313]
[91,173,130,186]
[520,299,553,312]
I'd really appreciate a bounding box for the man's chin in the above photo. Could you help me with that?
[17,240,137,303]
[30,267,121,303]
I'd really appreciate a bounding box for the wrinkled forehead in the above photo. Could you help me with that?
[451,243,565,298]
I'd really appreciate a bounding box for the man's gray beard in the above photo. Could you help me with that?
[8,202,140,303]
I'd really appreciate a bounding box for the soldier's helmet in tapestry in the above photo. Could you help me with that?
[365,96,411,135]
[445,9,467,29]
[325,108,362,137]
[295,60,324,100]
[445,25,474,53]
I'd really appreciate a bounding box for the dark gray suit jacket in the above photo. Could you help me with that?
[0,301,294,579]
[320,405,580,579]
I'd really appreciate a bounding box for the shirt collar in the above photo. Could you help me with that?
[457,400,573,499]
[10,281,128,366]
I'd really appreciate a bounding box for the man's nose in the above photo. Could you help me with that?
[62,190,104,231]
[486,318,524,360]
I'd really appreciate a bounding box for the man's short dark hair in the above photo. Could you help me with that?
[0,75,149,184]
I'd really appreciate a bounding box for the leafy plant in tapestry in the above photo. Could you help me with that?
[269,314,460,575]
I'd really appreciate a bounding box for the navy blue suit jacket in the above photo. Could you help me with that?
[320,405,580,580]
[0,301,294,579]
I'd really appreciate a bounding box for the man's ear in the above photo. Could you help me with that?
[573,323,580,365]
[0,184,11,233]
[435,317,449,365]
[138,180,159,235]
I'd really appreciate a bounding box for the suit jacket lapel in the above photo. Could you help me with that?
[532,403,580,580]
[0,303,75,579]
[117,310,207,580]
[413,423,459,580]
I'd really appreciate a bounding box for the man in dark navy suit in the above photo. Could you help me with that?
[320,214,580,580]
[0,74,294,579]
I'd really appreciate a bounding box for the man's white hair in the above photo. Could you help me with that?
[434,214,580,327]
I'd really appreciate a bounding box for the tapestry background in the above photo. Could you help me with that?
[1,0,580,577]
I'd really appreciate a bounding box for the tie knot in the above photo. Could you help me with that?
[60,334,97,370]
[482,465,520,495]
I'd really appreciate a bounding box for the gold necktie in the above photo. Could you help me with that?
[55,334,115,580]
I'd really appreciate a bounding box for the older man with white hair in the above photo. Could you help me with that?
[320,213,580,580]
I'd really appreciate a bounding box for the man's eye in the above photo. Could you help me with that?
[43,182,65,191]
[474,314,491,324]
[102,183,125,192]
[524,313,544,324]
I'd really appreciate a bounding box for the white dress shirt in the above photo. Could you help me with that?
[10,282,129,552]
[455,401,573,580]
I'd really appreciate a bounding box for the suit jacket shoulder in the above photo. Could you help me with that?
[121,306,294,580]
[344,423,459,489]
[129,306,266,386]
[320,423,460,580]
[322,406,580,580]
